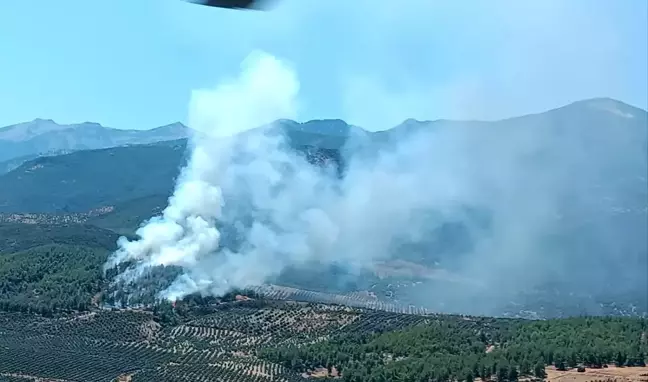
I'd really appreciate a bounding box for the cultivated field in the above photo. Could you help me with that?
[0,296,645,382]
[0,300,424,382]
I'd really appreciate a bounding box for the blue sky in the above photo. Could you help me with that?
[1,0,646,131]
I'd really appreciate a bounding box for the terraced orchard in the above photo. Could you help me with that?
[0,300,423,382]
[1,298,646,382]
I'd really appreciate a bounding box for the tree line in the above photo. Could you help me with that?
[260,316,648,382]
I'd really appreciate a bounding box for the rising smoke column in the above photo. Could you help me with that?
[103,47,643,314]
[105,51,301,300]
[103,48,549,306]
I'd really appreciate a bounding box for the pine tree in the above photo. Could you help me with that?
[534,363,547,378]
[508,367,519,382]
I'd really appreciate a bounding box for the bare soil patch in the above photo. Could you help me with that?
[303,366,340,379]
[546,365,648,382]
[116,372,134,382]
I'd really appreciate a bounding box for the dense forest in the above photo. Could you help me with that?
[0,223,120,315]
[261,316,648,381]
[0,223,121,253]
[0,243,108,315]
[0,222,268,315]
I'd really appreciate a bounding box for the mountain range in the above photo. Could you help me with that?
[0,119,191,166]
[0,97,644,214]
[0,97,646,317]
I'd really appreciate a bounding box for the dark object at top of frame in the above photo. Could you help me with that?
[188,0,273,10]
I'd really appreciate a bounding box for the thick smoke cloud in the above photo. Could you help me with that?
[105,51,301,299]
[106,51,647,315]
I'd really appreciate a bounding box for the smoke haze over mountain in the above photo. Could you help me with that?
[104,50,647,314]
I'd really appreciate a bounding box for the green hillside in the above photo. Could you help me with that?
[0,140,187,213]
[86,194,169,234]
[263,314,648,381]
[0,223,121,253]
[0,223,121,315]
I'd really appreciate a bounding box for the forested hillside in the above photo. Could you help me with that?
[262,314,648,381]
[0,140,187,213]
[0,223,121,315]
[0,223,121,253]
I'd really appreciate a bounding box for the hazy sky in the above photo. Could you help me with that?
[1,0,646,131]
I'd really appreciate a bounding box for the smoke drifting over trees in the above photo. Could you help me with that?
[105,51,647,315]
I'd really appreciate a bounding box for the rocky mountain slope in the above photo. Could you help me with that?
[0,119,190,163]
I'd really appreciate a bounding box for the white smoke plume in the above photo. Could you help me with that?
[106,51,302,299]
[106,49,646,313]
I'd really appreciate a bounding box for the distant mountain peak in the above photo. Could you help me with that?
[0,119,68,142]
[156,122,188,129]
[576,96,628,105]
[565,97,645,118]
[398,118,433,128]
[0,119,191,163]
[273,119,365,137]
[32,118,55,123]
[0,119,111,141]
[304,118,348,125]
[583,98,642,118]
[78,121,106,128]
[148,122,189,133]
